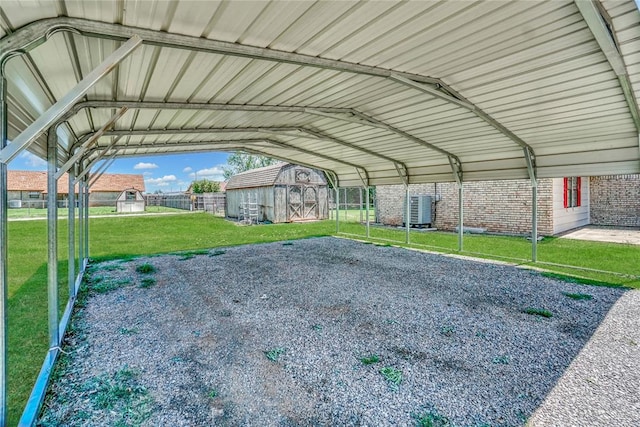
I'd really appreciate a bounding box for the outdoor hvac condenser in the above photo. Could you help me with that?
[403,195,433,227]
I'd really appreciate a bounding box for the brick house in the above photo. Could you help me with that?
[375,175,639,236]
[7,170,145,208]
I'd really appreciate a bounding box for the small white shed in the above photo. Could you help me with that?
[116,188,145,213]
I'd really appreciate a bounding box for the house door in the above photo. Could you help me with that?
[288,185,318,221]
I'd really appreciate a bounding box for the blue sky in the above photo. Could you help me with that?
[10,151,230,193]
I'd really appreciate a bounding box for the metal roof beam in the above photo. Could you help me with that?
[1,17,439,86]
[388,74,536,154]
[575,0,640,132]
[85,136,369,185]
[298,128,409,177]
[60,102,457,169]
[350,110,462,174]
[0,35,141,164]
[93,125,408,173]
[304,109,387,129]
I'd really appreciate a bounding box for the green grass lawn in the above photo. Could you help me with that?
[6,213,639,424]
[7,205,186,219]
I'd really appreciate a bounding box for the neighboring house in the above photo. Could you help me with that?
[375,175,638,236]
[7,170,145,207]
[226,163,329,223]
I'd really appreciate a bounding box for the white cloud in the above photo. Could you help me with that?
[142,171,153,177]
[183,166,193,173]
[145,175,177,187]
[134,162,158,170]
[189,165,226,181]
[19,151,47,168]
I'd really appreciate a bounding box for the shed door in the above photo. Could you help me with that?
[288,185,318,221]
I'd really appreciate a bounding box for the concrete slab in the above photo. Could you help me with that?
[528,290,640,427]
[559,226,640,245]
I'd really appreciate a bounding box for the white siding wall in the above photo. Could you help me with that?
[552,177,590,234]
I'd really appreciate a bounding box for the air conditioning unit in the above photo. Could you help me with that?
[8,200,22,208]
[403,195,432,227]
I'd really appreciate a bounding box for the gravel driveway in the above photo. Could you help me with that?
[38,237,626,426]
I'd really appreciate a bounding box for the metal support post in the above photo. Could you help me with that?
[0,72,8,426]
[77,176,84,274]
[47,132,59,349]
[335,186,340,233]
[524,147,538,262]
[458,183,464,252]
[365,187,370,239]
[532,184,538,262]
[84,176,89,259]
[359,188,363,224]
[68,170,76,299]
[405,184,410,244]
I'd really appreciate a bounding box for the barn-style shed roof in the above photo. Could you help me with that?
[1,1,639,189]
[226,163,288,190]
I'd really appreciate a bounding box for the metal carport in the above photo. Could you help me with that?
[1,0,639,424]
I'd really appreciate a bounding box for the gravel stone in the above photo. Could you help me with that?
[38,237,629,426]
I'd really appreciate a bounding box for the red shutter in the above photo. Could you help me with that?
[576,177,581,207]
[563,177,568,208]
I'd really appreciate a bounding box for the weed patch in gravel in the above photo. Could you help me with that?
[135,263,156,274]
[38,237,626,426]
[524,307,554,318]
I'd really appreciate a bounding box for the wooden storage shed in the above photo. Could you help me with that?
[226,163,329,223]
[115,188,145,213]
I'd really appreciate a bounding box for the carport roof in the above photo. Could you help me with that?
[1,1,640,187]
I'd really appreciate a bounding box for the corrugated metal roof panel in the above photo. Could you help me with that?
[1,0,639,188]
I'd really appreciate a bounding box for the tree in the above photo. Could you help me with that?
[191,179,221,193]
[222,153,278,179]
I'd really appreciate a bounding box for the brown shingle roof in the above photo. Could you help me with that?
[7,170,145,194]
[225,163,287,190]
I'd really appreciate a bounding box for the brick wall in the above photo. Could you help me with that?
[589,175,640,227]
[375,179,553,235]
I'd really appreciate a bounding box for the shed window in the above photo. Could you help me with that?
[28,192,41,199]
[126,191,137,200]
[563,177,581,208]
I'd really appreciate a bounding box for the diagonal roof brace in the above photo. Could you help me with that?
[88,150,119,188]
[448,157,463,186]
[0,35,141,164]
[524,146,537,186]
[54,107,128,179]
[395,163,409,187]
[74,135,122,184]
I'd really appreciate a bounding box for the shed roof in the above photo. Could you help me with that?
[226,163,288,190]
[1,1,640,187]
[7,170,145,194]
